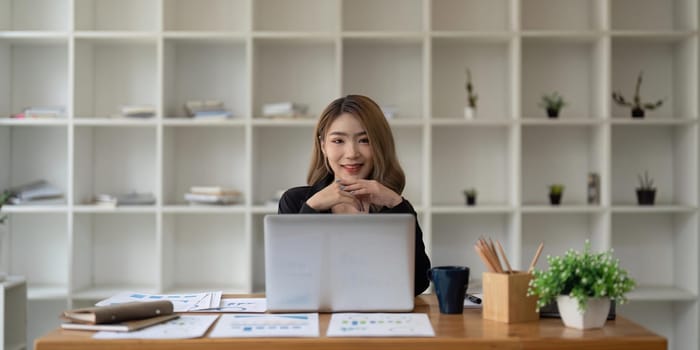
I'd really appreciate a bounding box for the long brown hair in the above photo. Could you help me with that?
[307,95,405,196]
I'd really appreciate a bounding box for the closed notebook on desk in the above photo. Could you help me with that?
[264,214,415,312]
[61,300,174,324]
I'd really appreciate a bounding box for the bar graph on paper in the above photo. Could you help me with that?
[208,313,319,337]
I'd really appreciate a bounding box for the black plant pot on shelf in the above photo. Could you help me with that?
[636,189,656,205]
[547,108,559,118]
[549,194,562,205]
[466,195,476,206]
[632,107,645,118]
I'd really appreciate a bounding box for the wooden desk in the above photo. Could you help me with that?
[36,295,666,350]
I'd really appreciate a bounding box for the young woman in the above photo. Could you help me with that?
[278,95,431,296]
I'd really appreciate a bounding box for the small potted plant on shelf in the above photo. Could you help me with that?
[612,71,663,118]
[539,92,566,118]
[527,240,636,330]
[636,171,656,206]
[548,184,564,205]
[463,188,477,206]
[464,68,478,119]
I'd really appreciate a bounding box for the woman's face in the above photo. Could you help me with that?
[321,113,374,181]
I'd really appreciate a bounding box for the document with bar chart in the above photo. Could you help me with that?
[327,313,435,337]
[208,313,319,338]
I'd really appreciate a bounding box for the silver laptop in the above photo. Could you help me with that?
[264,214,415,312]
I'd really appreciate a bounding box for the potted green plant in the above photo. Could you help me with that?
[548,184,564,205]
[612,71,663,118]
[636,171,656,205]
[539,92,566,118]
[0,190,9,225]
[463,188,477,206]
[527,240,635,329]
[464,68,478,119]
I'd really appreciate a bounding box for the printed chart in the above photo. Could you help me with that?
[209,313,319,337]
[327,313,435,337]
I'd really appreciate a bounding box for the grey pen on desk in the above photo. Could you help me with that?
[466,294,481,304]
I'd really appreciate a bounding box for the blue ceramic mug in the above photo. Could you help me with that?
[429,266,470,314]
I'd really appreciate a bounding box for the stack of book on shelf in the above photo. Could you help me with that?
[4,180,65,205]
[380,105,398,119]
[261,102,308,119]
[185,186,242,205]
[94,192,156,207]
[119,105,156,118]
[61,300,178,332]
[184,100,232,119]
[10,106,66,119]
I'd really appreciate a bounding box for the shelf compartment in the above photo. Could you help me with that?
[522,212,607,271]
[627,285,696,301]
[521,125,605,206]
[431,0,511,32]
[611,0,697,31]
[342,0,421,32]
[253,0,338,32]
[431,38,512,120]
[74,39,157,119]
[611,37,697,120]
[343,38,423,120]
[252,126,312,206]
[162,213,249,292]
[74,126,157,205]
[431,213,515,274]
[0,0,69,31]
[0,125,67,204]
[2,214,68,295]
[164,0,250,32]
[163,126,247,206]
[431,205,513,214]
[431,125,512,206]
[618,301,697,350]
[0,39,68,118]
[75,0,158,32]
[72,213,158,295]
[612,212,698,299]
[392,126,424,206]
[163,38,247,119]
[611,124,697,206]
[521,0,605,32]
[521,39,606,119]
[253,39,337,119]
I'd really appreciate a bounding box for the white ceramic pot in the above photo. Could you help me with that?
[556,295,610,330]
[464,106,475,119]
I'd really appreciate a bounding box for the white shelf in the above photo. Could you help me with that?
[2,1,698,349]
[627,285,697,301]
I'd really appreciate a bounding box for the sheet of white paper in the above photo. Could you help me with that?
[191,298,267,313]
[93,315,219,339]
[464,293,483,309]
[327,313,435,337]
[208,313,319,338]
[95,291,220,312]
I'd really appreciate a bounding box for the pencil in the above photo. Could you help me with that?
[496,240,512,273]
[528,242,545,273]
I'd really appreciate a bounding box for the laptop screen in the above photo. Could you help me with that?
[264,214,415,312]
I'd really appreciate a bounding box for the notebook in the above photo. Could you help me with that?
[264,214,415,312]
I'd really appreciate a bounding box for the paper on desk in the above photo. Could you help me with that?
[93,315,219,339]
[95,291,221,312]
[208,313,319,338]
[327,313,435,337]
[190,298,267,313]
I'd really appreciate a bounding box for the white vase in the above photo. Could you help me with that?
[464,106,475,119]
[556,295,610,330]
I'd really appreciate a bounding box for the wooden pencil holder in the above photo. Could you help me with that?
[482,271,539,323]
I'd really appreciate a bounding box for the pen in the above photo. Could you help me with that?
[466,294,482,304]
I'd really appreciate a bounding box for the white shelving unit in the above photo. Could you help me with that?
[0,0,697,349]
[0,276,27,350]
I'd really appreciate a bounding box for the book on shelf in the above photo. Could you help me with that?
[120,105,156,118]
[93,192,156,206]
[11,106,66,119]
[192,110,232,119]
[185,192,241,205]
[184,100,223,115]
[189,186,241,196]
[261,102,308,119]
[4,180,64,204]
[61,314,179,332]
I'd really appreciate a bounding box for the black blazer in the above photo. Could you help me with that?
[278,174,431,296]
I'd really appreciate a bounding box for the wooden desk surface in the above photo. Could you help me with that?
[36,295,666,350]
